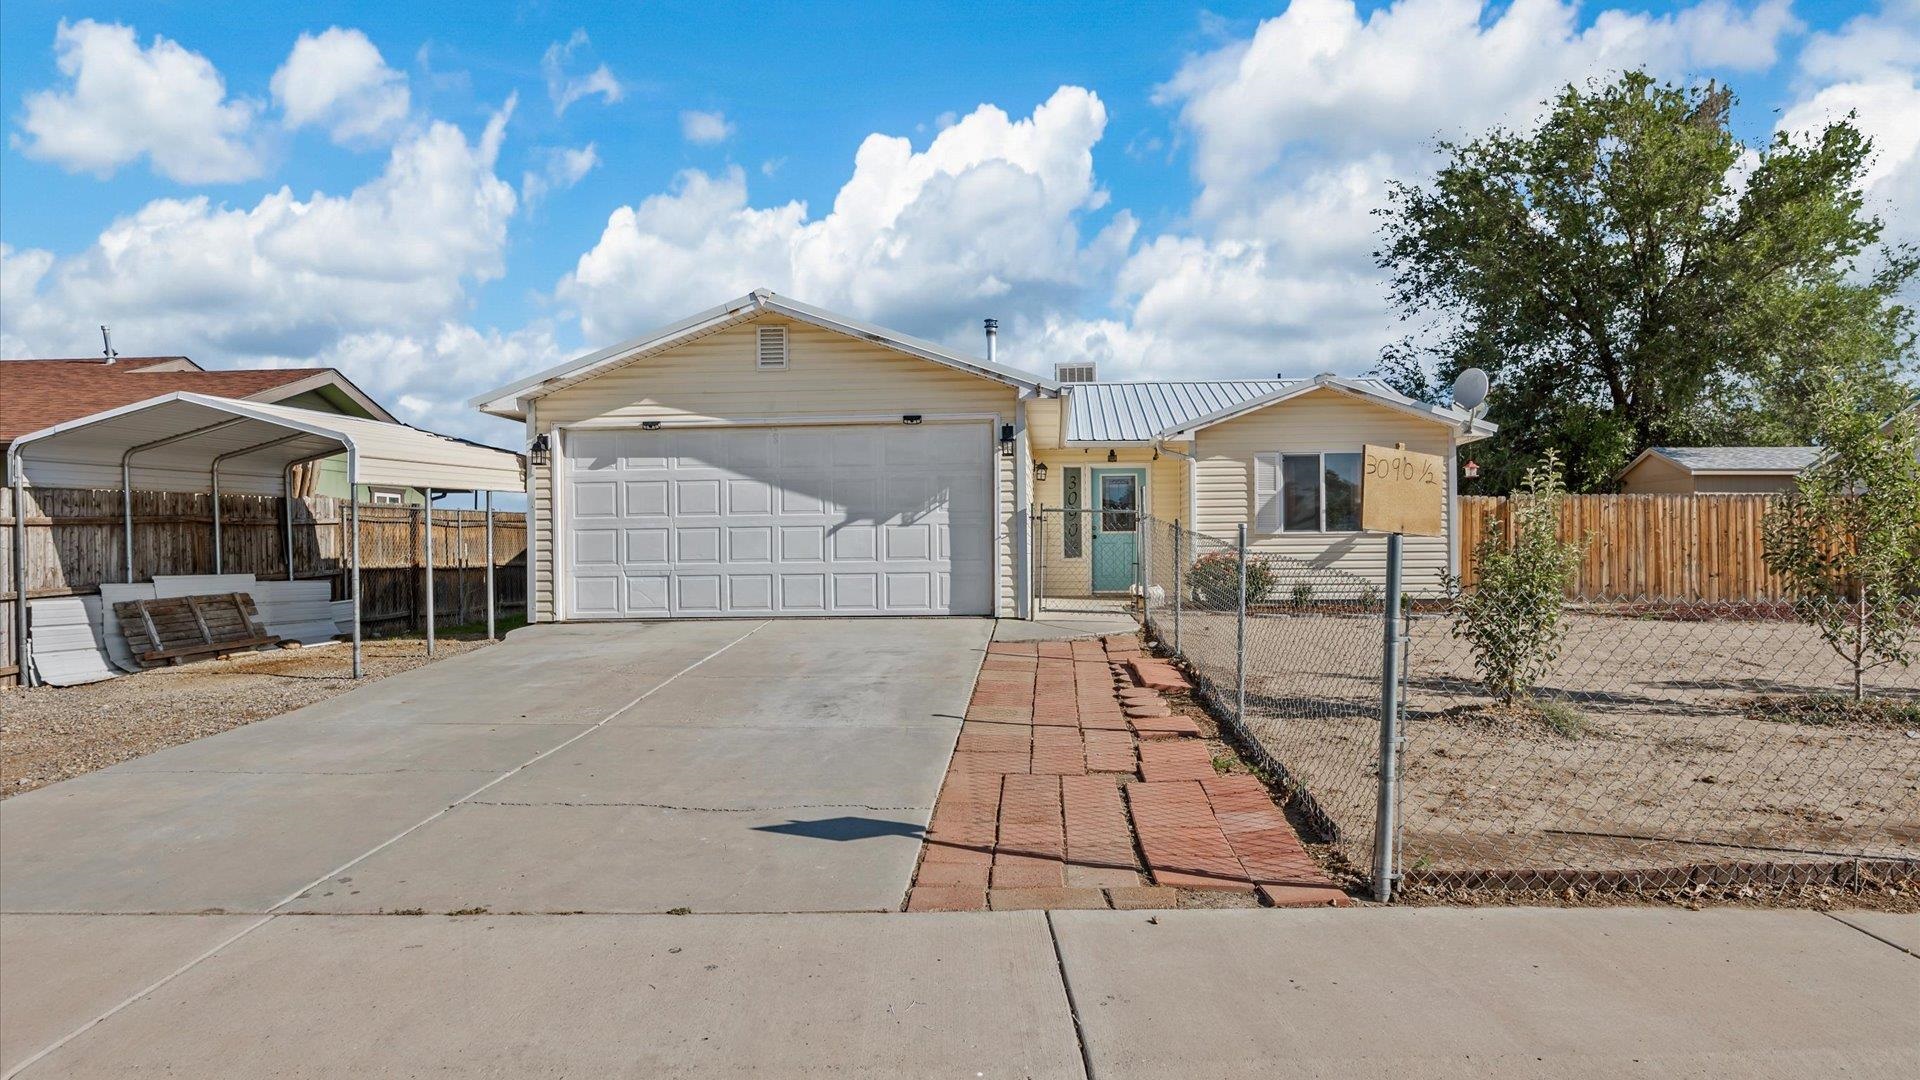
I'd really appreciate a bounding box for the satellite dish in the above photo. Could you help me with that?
[1452,367,1490,411]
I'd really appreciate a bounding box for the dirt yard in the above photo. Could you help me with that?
[1159,605,1920,884]
[2,637,495,797]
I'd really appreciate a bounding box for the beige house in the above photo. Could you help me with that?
[1616,447,1818,495]
[474,290,1494,622]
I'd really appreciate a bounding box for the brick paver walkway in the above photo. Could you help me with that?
[907,634,1350,912]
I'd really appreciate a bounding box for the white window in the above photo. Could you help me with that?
[369,489,405,505]
[756,325,789,369]
[1254,452,1362,533]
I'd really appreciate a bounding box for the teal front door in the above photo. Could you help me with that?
[1090,469,1144,593]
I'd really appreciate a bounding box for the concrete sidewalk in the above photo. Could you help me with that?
[4,906,1913,1077]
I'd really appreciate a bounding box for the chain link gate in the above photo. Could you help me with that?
[1032,506,1144,615]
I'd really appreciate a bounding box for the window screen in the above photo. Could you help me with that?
[1281,454,1321,532]
[1324,453,1362,532]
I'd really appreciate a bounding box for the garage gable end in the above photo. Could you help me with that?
[474,290,1052,418]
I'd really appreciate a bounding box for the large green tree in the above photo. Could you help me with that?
[1376,71,1916,492]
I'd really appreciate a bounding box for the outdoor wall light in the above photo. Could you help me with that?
[999,424,1016,457]
[1034,462,1049,483]
[1107,448,1118,463]
[902,414,923,425]
[528,433,551,467]
[641,420,662,430]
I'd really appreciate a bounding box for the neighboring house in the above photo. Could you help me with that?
[474,289,1494,622]
[1617,447,1819,494]
[0,356,422,504]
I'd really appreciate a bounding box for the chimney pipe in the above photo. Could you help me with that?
[983,318,998,364]
[100,325,118,364]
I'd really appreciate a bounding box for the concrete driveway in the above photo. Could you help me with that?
[1,619,984,921]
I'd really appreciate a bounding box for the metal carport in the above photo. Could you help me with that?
[7,392,525,686]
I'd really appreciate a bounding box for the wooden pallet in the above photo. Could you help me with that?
[112,592,281,667]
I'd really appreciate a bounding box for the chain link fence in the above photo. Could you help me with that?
[1132,514,1920,899]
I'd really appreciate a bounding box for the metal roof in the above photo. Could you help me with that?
[1647,446,1820,473]
[7,393,525,494]
[1062,377,1489,444]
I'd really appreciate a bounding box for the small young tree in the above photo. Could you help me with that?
[1449,452,1586,703]
[1762,378,1920,701]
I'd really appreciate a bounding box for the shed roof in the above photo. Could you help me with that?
[1636,446,1820,474]
[7,393,524,495]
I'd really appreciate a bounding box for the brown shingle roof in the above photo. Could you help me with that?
[1,359,330,443]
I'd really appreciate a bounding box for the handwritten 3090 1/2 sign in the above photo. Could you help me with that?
[1361,443,1446,536]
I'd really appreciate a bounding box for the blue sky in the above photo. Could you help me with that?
[3,1,1914,446]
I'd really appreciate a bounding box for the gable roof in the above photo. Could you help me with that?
[473,289,1056,418]
[1145,374,1495,444]
[0,358,396,444]
[1625,446,1820,476]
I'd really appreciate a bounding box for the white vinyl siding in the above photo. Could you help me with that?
[1195,388,1456,594]
[529,315,1021,619]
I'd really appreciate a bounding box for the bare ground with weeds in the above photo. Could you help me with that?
[2,637,494,797]
[1152,605,1920,901]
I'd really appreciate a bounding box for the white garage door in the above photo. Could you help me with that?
[563,423,994,618]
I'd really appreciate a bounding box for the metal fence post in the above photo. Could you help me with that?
[1372,532,1405,903]
[1034,510,1045,615]
[1172,520,1183,655]
[1235,522,1248,728]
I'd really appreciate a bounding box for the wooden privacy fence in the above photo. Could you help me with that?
[1457,493,1790,601]
[3,487,527,684]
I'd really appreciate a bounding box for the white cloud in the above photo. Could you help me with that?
[1030,0,1812,380]
[271,27,411,146]
[520,143,601,206]
[1779,2,1920,253]
[559,87,1113,344]
[15,19,261,183]
[542,29,622,116]
[680,109,736,145]
[2,102,524,442]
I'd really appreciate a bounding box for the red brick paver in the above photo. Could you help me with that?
[909,632,1345,912]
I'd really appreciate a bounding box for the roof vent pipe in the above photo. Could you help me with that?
[100,325,118,364]
[983,318,998,364]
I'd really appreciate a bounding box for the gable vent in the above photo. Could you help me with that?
[756,325,789,370]
[1055,361,1097,383]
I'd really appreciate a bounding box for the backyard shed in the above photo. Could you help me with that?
[7,392,524,686]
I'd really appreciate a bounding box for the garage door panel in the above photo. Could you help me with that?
[830,524,878,562]
[623,528,669,563]
[625,575,669,614]
[565,423,991,618]
[624,480,668,515]
[574,528,618,565]
[573,575,622,615]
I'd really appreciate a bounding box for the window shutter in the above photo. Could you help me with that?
[1254,453,1280,534]
[756,326,789,369]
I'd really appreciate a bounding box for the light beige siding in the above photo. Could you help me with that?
[1194,388,1456,594]
[1031,446,1187,524]
[527,315,1021,619]
[1693,473,1798,494]
[1618,455,1693,494]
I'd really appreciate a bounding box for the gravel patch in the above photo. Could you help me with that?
[2,638,493,797]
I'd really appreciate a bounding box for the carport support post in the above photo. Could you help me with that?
[210,463,223,574]
[1235,523,1247,728]
[484,491,495,640]
[11,470,31,688]
[282,463,296,582]
[349,452,362,679]
[1372,532,1405,904]
[423,488,435,657]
